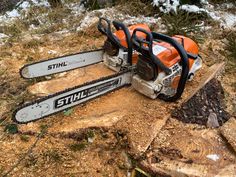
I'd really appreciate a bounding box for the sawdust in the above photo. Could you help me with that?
[0,130,130,176]
[28,63,114,96]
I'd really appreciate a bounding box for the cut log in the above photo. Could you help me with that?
[220,117,236,153]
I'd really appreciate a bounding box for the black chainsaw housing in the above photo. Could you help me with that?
[136,55,157,81]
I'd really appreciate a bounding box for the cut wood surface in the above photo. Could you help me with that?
[19,63,225,155]
[220,117,236,153]
[183,62,225,102]
[140,119,236,177]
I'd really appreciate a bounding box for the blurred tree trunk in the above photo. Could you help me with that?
[48,0,62,8]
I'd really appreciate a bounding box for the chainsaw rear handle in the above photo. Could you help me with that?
[151,32,190,102]
[131,28,171,75]
[97,17,120,47]
[97,17,111,36]
[97,18,133,64]
[112,21,132,64]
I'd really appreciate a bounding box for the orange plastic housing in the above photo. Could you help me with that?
[114,24,151,48]
[153,35,198,69]
[114,24,198,70]
[113,24,150,64]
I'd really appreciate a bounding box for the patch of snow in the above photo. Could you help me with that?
[220,13,236,28]
[208,11,236,28]
[206,154,220,161]
[5,9,20,18]
[123,16,160,25]
[179,4,236,31]
[31,0,50,7]
[0,33,8,39]
[200,0,208,5]
[77,8,165,32]
[180,5,207,13]
[0,0,50,24]
[153,0,180,13]
[19,1,31,9]
[76,8,118,31]
[66,2,85,15]
[29,24,37,30]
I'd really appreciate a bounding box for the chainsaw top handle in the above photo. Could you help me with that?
[131,28,190,102]
[97,17,132,65]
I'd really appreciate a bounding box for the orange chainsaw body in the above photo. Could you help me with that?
[114,24,151,48]
[153,35,199,70]
[113,26,198,70]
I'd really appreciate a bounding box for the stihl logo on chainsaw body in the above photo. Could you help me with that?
[54,78,121,109]
[48,62,67,70]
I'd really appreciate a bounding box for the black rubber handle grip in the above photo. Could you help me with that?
[97,17,111,36]
[97,17,133,65]
[151,32,190,102]
[131,28,171,74]
[97,17,122,49]
[112,21,132,64]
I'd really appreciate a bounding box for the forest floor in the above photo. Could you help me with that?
[0,1,235,176]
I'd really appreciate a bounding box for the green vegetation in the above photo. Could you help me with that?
[69,142,87,151]
[86,129,95,139]
[209,0,236,4]
[24,154,38,167]
[39,124,49,135]
[224,31,236,71]
[82,0,114,10]
[162,10,208,42]
[116,0,156,16]
[63,108,74,116]
[43,149,62,162]
[20,135,30,142]
[1,23,23,37]
[4,123,18,134]
[23,39,44,49]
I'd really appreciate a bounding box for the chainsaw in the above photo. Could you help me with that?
[13,18,202,124]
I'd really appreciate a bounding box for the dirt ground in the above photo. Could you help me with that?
[0,21,235,176]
